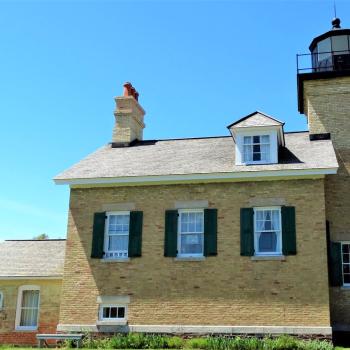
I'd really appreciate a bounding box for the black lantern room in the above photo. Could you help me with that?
[309,18,350,72]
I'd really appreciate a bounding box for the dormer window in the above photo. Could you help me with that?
[243,135,270,163]
[227,111,285,166]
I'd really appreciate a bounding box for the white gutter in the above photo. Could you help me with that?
[54,167,338,187]
[0,275,63,280]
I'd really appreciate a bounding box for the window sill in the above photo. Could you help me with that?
[15,327,38,332]
[174,256,205,261]
[341,286,350,291]
[101,258,130,263]
[251,255,286,261]
[96,320,127,326]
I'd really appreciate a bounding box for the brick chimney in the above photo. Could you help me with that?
[112,82,145,145]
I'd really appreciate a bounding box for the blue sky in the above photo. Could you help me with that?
[0,0,349,241]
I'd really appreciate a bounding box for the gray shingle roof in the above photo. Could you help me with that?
[0,240,66,278]
[54,132,338,182]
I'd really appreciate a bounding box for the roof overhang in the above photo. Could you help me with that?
[54,167,338,188]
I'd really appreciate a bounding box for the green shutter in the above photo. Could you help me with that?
[91,212,106,258]
[164,210,178,257]
[204,208,218,256]
[281,206,297,255]
[240,208,254,256]
[129,211,143,257]
[329,241,342,287]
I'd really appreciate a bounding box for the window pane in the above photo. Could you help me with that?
[180,233,203,254]
[20,308,39,327]
[118,307,125,318]
[21,290,39,308]
[108,235,128,251]
[103,307,110,318]
[243,145,252,162]
[332,35,349,54]
[259,232,277,252]
[253,152,261,161]
[110,307,117,318]
[261,135,269,143]
[243,136,251,144]
[253,136,260,144]
[344,274,350,284]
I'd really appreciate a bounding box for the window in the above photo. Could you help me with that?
[104,212,130,259]
[178,209,204,257]
[254,207,282,255]
[99,305,127,322]
[243,135,270,163]
[342,243,350,286]
[0,292,3,309]
[15,285,40,330]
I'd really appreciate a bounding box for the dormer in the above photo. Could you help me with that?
[227,111,285,165]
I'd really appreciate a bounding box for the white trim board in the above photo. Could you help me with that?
[54,168,338,187]
[0,276,62,280]
[57,324,332,335]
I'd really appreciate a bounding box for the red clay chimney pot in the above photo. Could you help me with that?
[123,82,133,97]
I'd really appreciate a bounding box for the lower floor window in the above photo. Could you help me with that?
[254,207,282,255]
[16,286,40,330]
[342,243,350,285]
[178,209,204,257]
[100,305,127,321]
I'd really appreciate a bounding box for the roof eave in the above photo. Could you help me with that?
[54,167,338,187]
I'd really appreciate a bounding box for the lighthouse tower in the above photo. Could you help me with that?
[298,18,350,333]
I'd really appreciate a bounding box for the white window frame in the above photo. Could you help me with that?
[254,207,282,256]
[177,208,204,258]
[99,304,127,323]
[341,241,350,287]
[15,285,40,331]
[104,211,130,260]
[242,135,270,164]
[235,128,278,165]
[0,291,3,310]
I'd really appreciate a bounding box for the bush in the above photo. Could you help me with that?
[75,333,334,350]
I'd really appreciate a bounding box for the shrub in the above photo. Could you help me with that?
[74,333,334,350]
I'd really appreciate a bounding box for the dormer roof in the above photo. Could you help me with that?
[227,111,284,129]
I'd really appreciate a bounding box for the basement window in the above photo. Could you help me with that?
[99,305,127,322]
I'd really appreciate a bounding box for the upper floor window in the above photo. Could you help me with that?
[104,212,130,259]
[243,135,270,163]
[254,207,282,256]
[342,243,350,286]
[178,209,204,257]
[15,285,40,331]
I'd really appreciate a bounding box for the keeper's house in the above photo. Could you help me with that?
[53,19,350,338]
[1,18,350,345]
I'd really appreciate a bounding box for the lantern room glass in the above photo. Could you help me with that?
[312,34,350,72]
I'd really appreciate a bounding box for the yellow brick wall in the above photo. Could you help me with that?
[303,77,350,329]
[59,179,330,328]
[0,279,62,345]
